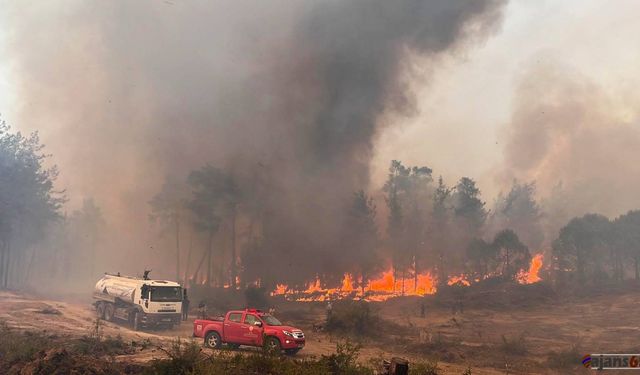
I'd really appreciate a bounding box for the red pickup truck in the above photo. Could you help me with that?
[193,309,306,355]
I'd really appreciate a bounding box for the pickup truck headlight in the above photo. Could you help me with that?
[283,330,293,337]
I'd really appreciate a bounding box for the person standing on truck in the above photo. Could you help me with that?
[182,288,190,321]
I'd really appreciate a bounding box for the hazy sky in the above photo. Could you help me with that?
[1,0,639,209]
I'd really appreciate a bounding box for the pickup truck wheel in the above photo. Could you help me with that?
[96,303,105,319]
[285,348,300,356]
[264,337,281,354]
[104,303,114,322]
[205,332,222,349]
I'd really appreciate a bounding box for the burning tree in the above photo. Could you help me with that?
[342,190,380,295]
[490,181,544,250]
[452,177,487,239]
[493,229,530,281]
[149,176,189,283]
[465,238,495,282]
[432,176,453,287]
[187,165,226,287]
[383,160,432,294]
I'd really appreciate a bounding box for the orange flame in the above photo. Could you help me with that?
[271,267,436,301]
[272,284,288,296]
[447,274,471,286]
[518,253,544,284]
[272,255,544,301]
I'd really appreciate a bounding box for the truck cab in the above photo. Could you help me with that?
[193,308,305,355]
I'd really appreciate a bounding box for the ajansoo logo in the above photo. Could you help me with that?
[586,354,640,370]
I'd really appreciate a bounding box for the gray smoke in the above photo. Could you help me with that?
[499,60,640,237]
[3,0,507,283]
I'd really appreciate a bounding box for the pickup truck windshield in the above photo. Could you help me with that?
[261,314,282,326]
[150,286,182,302]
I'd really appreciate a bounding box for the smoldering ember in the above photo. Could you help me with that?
[1,1,640,374]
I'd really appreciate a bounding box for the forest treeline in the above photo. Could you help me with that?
[1,121,639,292]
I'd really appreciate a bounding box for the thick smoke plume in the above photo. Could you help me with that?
[499,60,640,229]
[3,0,506,285]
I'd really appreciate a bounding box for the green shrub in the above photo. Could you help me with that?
[146,339,204,375]
[547,343,582,369]
[0,320,136,375]
[409,360,440,375]
[146,339,372,375]
[325,300,380,337]
[319,340,372,375]
[0,322,52,366]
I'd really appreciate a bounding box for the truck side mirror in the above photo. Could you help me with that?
[254,321,263,327]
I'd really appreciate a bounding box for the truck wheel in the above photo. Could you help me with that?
[132,311,141,331]
[264,337,281,354]
[285,348,300,356]
[96,303,105,319]
[104,303,114,321]
[205,331,222,349]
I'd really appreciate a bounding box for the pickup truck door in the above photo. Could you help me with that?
[241,314,264,346]
[224,312,244,343]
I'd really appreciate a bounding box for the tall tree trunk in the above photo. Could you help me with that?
[206,230,214,287]
[24,246,37,286]
[0,242,5,289]
[230,205,237,289]
[218,239,224,288]
[0,241,5,289]
[576,247,584,283]
[4,239,11,289]
[438,252,446,288]
[392,267,397,293]
[90,237,95,280]
[413,255,418,293]
[192,243,208,285]
[183,230,193,286]
[175,216,181,283]
[505,248,510,280]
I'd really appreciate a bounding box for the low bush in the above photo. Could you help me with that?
[0,320,137,374]
[409,360,440,375]
[0,322,53,367]
[146,339,373,375]
[500,333,528,356]
[547,343,582,369]
[325,300,381,337]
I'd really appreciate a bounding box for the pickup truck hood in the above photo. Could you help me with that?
[270,325,301,332]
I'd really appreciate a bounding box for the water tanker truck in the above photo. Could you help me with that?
[93,273,183,330]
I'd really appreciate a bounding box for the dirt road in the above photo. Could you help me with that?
[0,291,504,374]
[9,288,635,374]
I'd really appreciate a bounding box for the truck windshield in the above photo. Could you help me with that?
[149,286,182,302]
[261,314,282,326]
